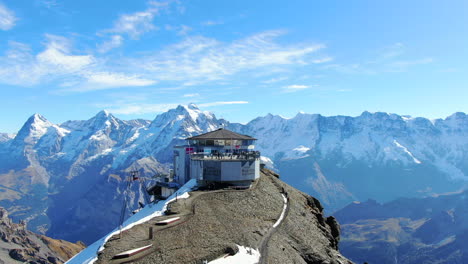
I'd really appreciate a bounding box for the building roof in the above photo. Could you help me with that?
[187,128,256,140]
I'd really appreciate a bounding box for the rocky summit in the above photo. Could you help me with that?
[0,207,84,264]
[88,169,352,264]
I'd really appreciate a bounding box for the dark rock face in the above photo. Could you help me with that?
[0,207,85,264]
[335,190,468,264]
[326,216,341,249]
[93,169,352,264]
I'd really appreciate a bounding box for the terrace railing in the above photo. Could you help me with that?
[190,151,260,161]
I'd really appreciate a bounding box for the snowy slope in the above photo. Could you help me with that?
[66,179,197,264]
[235,111,468,180]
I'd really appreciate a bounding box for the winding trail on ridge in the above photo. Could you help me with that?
[258,178,290,264]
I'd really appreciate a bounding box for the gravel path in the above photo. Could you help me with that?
[258,178,290,264]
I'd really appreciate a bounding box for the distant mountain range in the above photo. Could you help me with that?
[334,190,468,264]
[1,104,468,244]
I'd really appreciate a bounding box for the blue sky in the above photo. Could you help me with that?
[1,0,467,133]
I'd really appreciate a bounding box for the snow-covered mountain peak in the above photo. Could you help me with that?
[92,110,112,121]
[445,112,468,125]
[186,103,199,110]
[14,113,54,143]
[151,105,217,130]
[447,112,467,120]
[86,110,120,130]
[175,104,205,122]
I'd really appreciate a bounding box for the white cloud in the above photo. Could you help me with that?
[129,30,325,83]
[312,57,333,64]
[107,103,178,115]
[183,93,200,97]
[165,24,192,36]
[104,100,247,116]
[0,30,326,92]
[282,84,311,93]
[0,35,156,90]
[0,36,94,86]
[107,10,158,39]
[98,35,124,53]
[96,1,179,52]
[324,43,433,74]
[0,3,17,30]
[261,77,288,84]
[388,58,433,70]
[81,72,157,90]
[380,42,405,59]
[198,101,248,107]
[37,35,94,72]
[39,0,59,9]
[201,20,224,26]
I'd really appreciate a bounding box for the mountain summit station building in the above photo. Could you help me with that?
[173,128,261,187]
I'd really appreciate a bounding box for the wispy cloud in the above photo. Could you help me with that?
[0,3,17,30]
[0,27,327,93]
[261,76,288,84]
[75,72,157,92]
[198,101,248,107]
[387,58,433,71]
[201,20,224,26]
[38,0,59,9]
[312,57,333,64]
[129,30,325,83]
[165,24,192,36]
[0,35,156,90]
[0,36,94,86]
[324,43,433,74]
[107,11,157,39]
[97,35,124,53]
[379,42,405,59]
[105,103,178,115]
[183,93,200,97]
[103,100,247,115]
[282,84,311,93]
[97,1,178,52]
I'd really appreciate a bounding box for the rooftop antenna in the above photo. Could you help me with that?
[218,115,226,130]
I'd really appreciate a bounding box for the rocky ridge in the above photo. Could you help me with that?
[0,207,84,264]
[92,169,351,264]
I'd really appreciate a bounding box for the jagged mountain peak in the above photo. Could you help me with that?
[446,112,467,121]
[91,109,115,121]
[186,102,199,110]
[26,113,51,126]
[85,109,121,130]
[151,104,217,129]
[14,113,53,142]
[96,109,111,118]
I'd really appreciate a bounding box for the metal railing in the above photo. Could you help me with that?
[190,151,260,161]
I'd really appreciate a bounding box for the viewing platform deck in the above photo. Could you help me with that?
[190,151,260,161]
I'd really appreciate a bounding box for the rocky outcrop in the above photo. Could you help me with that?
[0,207,85,264]
[93,169,352,264]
